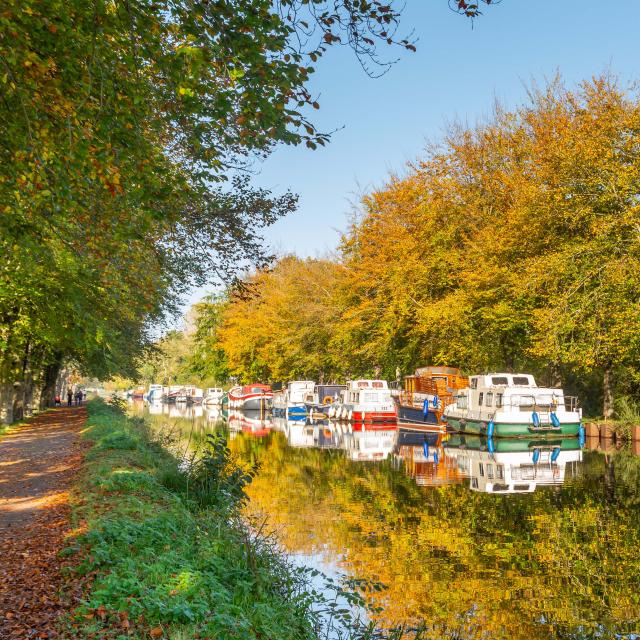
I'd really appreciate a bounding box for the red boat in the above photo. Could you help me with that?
[227,384,273,411]
[328,380,397,424]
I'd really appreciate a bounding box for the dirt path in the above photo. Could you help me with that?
[0,406,87,638]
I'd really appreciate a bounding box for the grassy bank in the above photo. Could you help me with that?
[60,399,325,639]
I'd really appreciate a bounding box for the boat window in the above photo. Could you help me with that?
[487,464,494,479]
[251,387,265,393]
[514,484,531,491]
[496,393,503,408]
[492,484,510,492]
[491,376,509,385]
[363,392,378,403]
[513,376,531,385]
[372,381,384,388]
[479,462,485,477]
[497,465,504,479]
[485,392,493,407]
[471,478,479,489]
[357,381,369,388]
[478,392,484,406]
[456,395,468,409]
[470,378,478,389]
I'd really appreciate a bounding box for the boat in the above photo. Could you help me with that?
[397,366,468,428]
[128,385,145,399]
[443,373,583,438]
[304,384,347,415]
[272,380,315,419]
[228,384,273,411]
[203,387,224,406]
[162,385,182,403]
[444,434,583,493]
[146,383,164,402]
[328,379,396,424]
[185,386,204,404]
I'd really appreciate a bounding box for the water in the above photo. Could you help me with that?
[136,401,640,639]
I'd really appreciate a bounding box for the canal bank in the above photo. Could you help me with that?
[60,399,369,639]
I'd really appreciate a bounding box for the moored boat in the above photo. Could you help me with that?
[228,384,273,411]
[443,373,583,438]
[328,379,396,424]
[397,366,468,428]
[273,380,315,419]
[304,384,346,415]
[203,387,224,406]
[146,383,164,402]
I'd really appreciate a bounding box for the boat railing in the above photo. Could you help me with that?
[505,394,579,412]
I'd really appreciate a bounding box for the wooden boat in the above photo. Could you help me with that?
[443,373,583,438]
[444,434,583,493]
[128,385,146,399]
[328,380,396,424]
[272,381,315,419]
[228,384,273,411]
[397,366,468,428]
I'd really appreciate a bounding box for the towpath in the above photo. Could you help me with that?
[0,406,86,638]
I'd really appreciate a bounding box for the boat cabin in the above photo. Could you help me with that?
[344,380,391,404]
[455,373,576,413]
[402,366,467,408]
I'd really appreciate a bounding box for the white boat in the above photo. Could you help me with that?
[328,380,396,423]
[272,381,315,419]
[146,383,164,402]
[443,373,582,438]
[203,387,224,406]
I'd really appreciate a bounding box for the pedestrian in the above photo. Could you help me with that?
[54,394,61,406]
[67,389,73,406]
[75,389,83,406]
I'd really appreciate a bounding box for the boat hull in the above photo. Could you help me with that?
[445,433,582,452]
[397,404,441,427]
[445,416,581,438]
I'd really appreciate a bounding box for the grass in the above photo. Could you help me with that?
[60,398,324,640]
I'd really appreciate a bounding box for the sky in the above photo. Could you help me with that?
[184,0,640,310]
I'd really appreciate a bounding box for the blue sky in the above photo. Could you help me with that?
[186,0,639,309]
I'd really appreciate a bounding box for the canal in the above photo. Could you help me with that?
[136,402,640,639]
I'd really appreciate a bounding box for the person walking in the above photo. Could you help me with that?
[66,388,73,407]
[75,389,83,406]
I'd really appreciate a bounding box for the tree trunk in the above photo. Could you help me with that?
[603,364,615,420]
[39,357,62,411]
[0,383,14,424]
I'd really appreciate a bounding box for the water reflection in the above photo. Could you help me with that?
[444,435,583,493]
[134,400,640,639]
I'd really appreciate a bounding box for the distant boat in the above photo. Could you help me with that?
[328,380,396,424]
[147,384,164,402]
[443,373,583,438]
[444,434,583,493]
[228,384,273,411]
[396,366,468,428]
[272,381,315,419]
[203,387,224,406]
[129,385,145,399]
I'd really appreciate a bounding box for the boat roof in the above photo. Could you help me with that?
[470,373,537,388]
[413,366,464,377]
[347,379,389,390]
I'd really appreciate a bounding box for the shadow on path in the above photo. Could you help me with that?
[0,406,87,638]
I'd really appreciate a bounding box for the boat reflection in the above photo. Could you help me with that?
[393,428,463,486]
[227,409,273,437]
[444,435,583,493]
